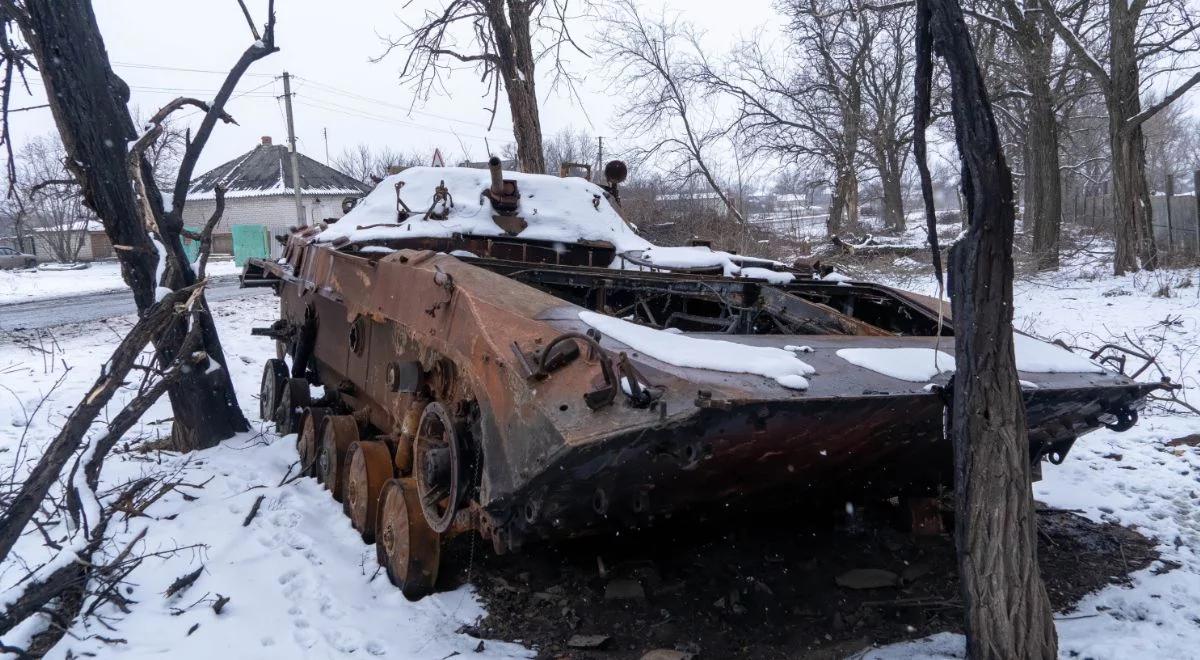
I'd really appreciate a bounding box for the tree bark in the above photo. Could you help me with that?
[879,147,906,230]
[828,84,863,236]
[23,0,250,450]
[1107,0,1158,274]
[1018,31,1062,271]
[916,0,1059,656]
[828,166,860,235]
[489,0,546,174]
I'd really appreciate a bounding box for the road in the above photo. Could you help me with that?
[0,275,262,331]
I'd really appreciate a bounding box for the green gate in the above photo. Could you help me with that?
[231,224,270,266]
[180,225,201,263]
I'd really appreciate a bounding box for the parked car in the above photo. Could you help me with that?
[0,246,38,270]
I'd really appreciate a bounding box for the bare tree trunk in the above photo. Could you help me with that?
[1107,119,1157,275]
[828,166,860,235]
[22,0,252,450]
[489,0,546,173]
[1107,1,1157,274]
[1021,38,1062,270]
[879,148,906,230]
[916,0,1059,656]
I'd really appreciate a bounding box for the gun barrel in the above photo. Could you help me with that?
[488,156,504,195]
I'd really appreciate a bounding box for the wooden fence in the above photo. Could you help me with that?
[1066,170,1200,256]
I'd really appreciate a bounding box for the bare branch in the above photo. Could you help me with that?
[1127,69,1200,127]
[236,0,261,41]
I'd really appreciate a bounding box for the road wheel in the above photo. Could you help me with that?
[296,407,329,477]
[259,358,289,422]
[376,478,440,600]
[345,439,394,543]
[318,415,359,501]
[275,378,310,436]
[413,402,470,534]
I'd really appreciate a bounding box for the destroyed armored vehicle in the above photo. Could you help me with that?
[243,158,1158,599]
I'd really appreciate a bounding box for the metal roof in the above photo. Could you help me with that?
[188,142,371,200]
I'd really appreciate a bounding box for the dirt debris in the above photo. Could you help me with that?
[449,502,1157,659]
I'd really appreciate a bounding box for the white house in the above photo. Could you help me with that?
[182,137,371,260]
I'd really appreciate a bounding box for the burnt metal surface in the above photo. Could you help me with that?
[246,226,1158,553]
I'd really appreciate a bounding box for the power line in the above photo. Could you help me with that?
[292,95,493,143]
[178,78,279,120]
[291,75,496,131]
[111,61,275,78]
[23,77,275,97]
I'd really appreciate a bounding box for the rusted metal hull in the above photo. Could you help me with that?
[245,230,1155,552]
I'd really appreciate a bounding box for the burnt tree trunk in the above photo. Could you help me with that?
[488,0,546,174]
[916,0,1059,656]
[23,0,250,450]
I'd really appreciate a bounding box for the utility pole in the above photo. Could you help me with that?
[323,127,330,165]
[281,71,306,227]
[597,136,604,182]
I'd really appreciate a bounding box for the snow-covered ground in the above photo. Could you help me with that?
[1,253,1197,659]
[0,259,240,305]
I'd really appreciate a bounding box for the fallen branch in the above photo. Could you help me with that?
[164,565,204,599]
[241,494,265,527]
[0,282,205,565]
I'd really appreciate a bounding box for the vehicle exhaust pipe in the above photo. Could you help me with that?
[488,156,504,196]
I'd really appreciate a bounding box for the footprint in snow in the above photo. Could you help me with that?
[292,625,319,649]
[277,569,301,585]
[324,627,364,653]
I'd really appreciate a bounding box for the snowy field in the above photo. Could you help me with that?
[0,259,240,305]
[0,257,1198,658]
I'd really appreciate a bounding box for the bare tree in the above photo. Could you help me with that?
[966,0,1071,269]
[862,6,916,231]
[701,0,874,236]
[916,0,1059,654]
[0,0,279,451]
[13,135,91,262]
[135,110,187,192]
[599,0,745,224]
[1041,0,1200,273]
[380,0,590,174]
[1142,97,1200,188]
[542,126,595,176]
[333,143,424,184]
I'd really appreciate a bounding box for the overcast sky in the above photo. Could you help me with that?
[7,0,782,175]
